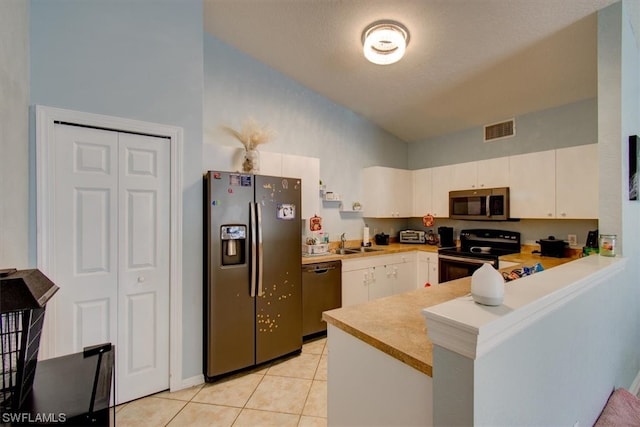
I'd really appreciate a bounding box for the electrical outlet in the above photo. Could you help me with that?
[568,234,577,246]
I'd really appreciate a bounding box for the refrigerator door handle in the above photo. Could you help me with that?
[256,202,264,297]
[250,202,257,297]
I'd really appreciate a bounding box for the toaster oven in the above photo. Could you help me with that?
[399,230,426,244]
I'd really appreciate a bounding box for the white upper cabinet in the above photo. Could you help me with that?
[362,166,413,218]
[450,158,509,191]
[430,165,452,217]
[508,145,598,219]
[477,157,510,188]
[412,168,432,217]
[412,159,508,218]
[449,161,478,190]
[282,153,320,221]
[259,151,283,177]
[508,150,556,218]
[256,151,320,221]
[371,144,597,220]
[555,144,598,219]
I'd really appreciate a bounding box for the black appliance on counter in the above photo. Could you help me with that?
[438,229,520,283]
[375,233,390,245]
[437,226,455,248]
[536,236,568,258]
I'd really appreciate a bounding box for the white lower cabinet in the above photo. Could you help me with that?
[390,253,418,295]
[341,252,420,307]
[367,266,394,301]
[417,252,439,287]
[341,267,372,307]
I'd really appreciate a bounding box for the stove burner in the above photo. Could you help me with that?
[437,229,521,283]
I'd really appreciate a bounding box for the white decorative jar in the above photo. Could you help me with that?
[243,149,260,173]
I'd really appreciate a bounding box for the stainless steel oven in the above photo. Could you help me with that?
[438,253,498,283]
[438,229,521,283]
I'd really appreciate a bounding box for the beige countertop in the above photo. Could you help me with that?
[322,247,580,377]
[302,242,439,264]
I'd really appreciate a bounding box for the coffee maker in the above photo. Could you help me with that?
[438,226,455,248]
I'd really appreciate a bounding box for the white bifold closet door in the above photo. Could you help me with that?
[51,123,170,404]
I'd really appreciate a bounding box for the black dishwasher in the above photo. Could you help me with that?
[302,260,342,337]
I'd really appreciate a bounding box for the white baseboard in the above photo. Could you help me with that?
[629,369,640,396]
[172,374,204,392]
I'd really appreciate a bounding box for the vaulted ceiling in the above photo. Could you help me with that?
[204,0,627,142]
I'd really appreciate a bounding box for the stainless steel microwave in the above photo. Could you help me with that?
[449,187,510,220]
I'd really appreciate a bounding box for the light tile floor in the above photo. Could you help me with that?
[115,337,328,427]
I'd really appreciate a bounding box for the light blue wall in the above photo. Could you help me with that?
[0,0,29,269]
[203,34,410,239]
[408,98,597,169]
[29,0,204,381]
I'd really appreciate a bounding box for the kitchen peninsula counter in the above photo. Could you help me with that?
[322,252,578,377]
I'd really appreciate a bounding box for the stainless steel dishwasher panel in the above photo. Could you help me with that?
[302,260,342,336]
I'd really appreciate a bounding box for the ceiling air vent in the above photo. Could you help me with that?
[484,119,515,142]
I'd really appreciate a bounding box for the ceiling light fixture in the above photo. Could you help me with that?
[362,20,410,65]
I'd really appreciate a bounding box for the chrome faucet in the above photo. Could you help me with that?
[340,233,346,250]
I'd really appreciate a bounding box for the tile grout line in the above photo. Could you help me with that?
[149,338,329,426]
[162,399,189,427]
[298,351,323,422]
[167,382,206,426]
[231,364,272,425]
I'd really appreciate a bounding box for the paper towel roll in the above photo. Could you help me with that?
[363,226,369,245]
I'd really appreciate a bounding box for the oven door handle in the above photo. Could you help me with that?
[438,254,496,265]
[486,195,492,217]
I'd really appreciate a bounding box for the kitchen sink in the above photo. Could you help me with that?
[336,247,383,255]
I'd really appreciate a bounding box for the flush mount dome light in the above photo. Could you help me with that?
[362,20,410,65]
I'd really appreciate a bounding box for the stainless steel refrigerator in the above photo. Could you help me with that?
[204,171,302,380]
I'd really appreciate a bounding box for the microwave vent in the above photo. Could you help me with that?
[484,119,515,142]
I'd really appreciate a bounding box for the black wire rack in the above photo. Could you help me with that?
[0,307,46,412]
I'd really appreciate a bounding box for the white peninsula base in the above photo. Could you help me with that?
[327,325,433,426]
